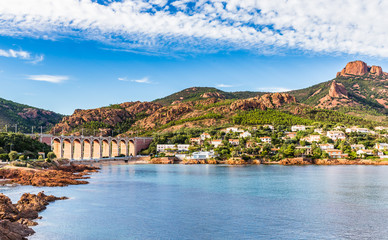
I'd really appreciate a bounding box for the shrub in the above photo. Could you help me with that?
[38,155,43,159]
[19,155,26,160]
[8,151,18,161]
[47,152,56,160]
[0,153,9,161]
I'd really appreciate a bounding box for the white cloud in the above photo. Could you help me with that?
[257,87,292,92]
[0,48,44,63]
[0,1,388,56]
[27,75,69,83]
[131,77,151,84]
[119,76,151,83]
[216,84,234,88]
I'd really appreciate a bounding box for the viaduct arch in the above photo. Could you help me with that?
[51,136,153,161]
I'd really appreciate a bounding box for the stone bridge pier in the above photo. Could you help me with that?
[52,136,153,160]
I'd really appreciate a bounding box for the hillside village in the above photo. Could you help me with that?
[154,124,388,162]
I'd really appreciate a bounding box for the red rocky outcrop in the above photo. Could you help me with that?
[230,93,296,111]
[328,80,348,98]
[336,60,388,78]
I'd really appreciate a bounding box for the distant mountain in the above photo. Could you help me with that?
[52,60,388,136]
[0,97,63,133]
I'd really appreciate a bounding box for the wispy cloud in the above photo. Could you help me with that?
[131,77,151,84]
[0,48,44,63]
[1,1,388,56]
[257,87,292,93]
[27,75,69,83]
[119,76,151,84]
[216,84,234,88]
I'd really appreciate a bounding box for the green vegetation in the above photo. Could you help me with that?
[0,97,63,133]
[233,108,381,127]
[160,113,223,129]
[0,133,51,159]
[47,152,56,160]
[233,109,315,126]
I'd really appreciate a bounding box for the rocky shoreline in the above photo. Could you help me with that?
[0,192,67,240]
[0,162,100,239]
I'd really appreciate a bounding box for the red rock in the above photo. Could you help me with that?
[328,80,348,98]
[337,60,369,77]
[370,65,383,76]
[230,93,296,111]
[337,60,387,78]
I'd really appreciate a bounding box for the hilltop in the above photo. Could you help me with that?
[290,60,388,121]
[153,87,262,106]
[0,97,63,133]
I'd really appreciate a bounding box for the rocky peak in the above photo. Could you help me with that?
[336,60,387,78]
[230,93,296,111]
[328,80,348,98]
[200,92,225,99]
[370,65,383,76]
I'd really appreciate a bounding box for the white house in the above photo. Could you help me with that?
[157,144,190,152]
[260,137,272,144]
[319,144,334,150]
[375,143,388,150]
[291,125,306,132]
[327,131,346,141]
[302,135,321,142]
[224,127,244,133]
[190,151,218,160]
[346,127,370,134]
[200,133,211,140]
[190,138,203,145]
[229,139,240,146]
[239,131,252,138]
[263,125,274,130]
[351,144,365,150]
[356,149,374,156]
[211,140,222,147]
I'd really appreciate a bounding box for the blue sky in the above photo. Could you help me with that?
[0,0,388,115]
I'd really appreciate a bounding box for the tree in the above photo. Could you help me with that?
[8,151,18,161]
[47,152,56,160]
[283,144,295,157]
[321,151,329,159]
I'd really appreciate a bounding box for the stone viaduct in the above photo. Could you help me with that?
[52,136,153,160]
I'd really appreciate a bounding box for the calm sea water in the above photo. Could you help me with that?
[2,164,388,240]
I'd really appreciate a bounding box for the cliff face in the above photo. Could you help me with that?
[317,80,356,109]
[336,60,388,78]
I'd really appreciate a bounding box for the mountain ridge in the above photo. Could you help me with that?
[0,97,63,133]
[3,60,388,136]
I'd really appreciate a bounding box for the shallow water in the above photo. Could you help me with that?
[2,164,388,240]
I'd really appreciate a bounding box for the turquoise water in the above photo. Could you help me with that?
[2,164,388,239]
